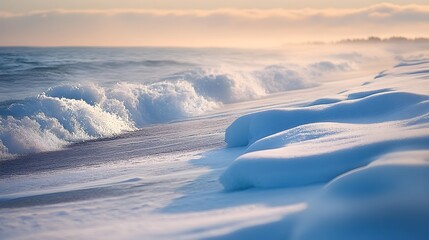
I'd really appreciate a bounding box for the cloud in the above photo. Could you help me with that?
[0,3,428,47]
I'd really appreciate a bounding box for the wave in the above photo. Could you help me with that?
[0,61,350,158]
[0,59,195,85]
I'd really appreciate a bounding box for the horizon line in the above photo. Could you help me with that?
[1,36,429,49]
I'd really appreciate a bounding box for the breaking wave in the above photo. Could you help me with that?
[0,61,350,158]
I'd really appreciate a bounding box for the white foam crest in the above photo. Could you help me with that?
[104,80,220,126]
[0,81,219,157]
[0,115,68,156]
[0,94,135,158]
[169,61,346,104]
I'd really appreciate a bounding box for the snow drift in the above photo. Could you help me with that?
[225,91,428,148]
[293,151,429,240]
[221,58,429,190]
[220,57,429,240]
[220,58,429,190]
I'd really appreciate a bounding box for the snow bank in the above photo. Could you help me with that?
[225,91,428,147]
[221,59,429,190]
[221,118,429,190]
[293,151,429,240]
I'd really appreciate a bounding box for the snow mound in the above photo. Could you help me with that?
[221,118,429,190]
[225,91,428,148]
[292,151,429,240]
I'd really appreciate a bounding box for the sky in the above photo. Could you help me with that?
[1,1,429,47]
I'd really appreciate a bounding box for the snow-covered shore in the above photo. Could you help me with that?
[221,57,429,239]
[1,51,429,240]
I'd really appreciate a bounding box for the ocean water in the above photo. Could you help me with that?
[0,47,281,101]
[0,46,357,158]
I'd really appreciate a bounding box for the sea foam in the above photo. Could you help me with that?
[0,61,349,158]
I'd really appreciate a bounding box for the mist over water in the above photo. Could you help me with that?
[0,46,380,158]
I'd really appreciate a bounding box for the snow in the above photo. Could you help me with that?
[1,45,429,240]
[225,91,428,148]
[219,57,429,238]
[293,151,429,240]
[221,90,429,189]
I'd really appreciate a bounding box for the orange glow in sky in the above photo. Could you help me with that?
[0,2,428,47]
